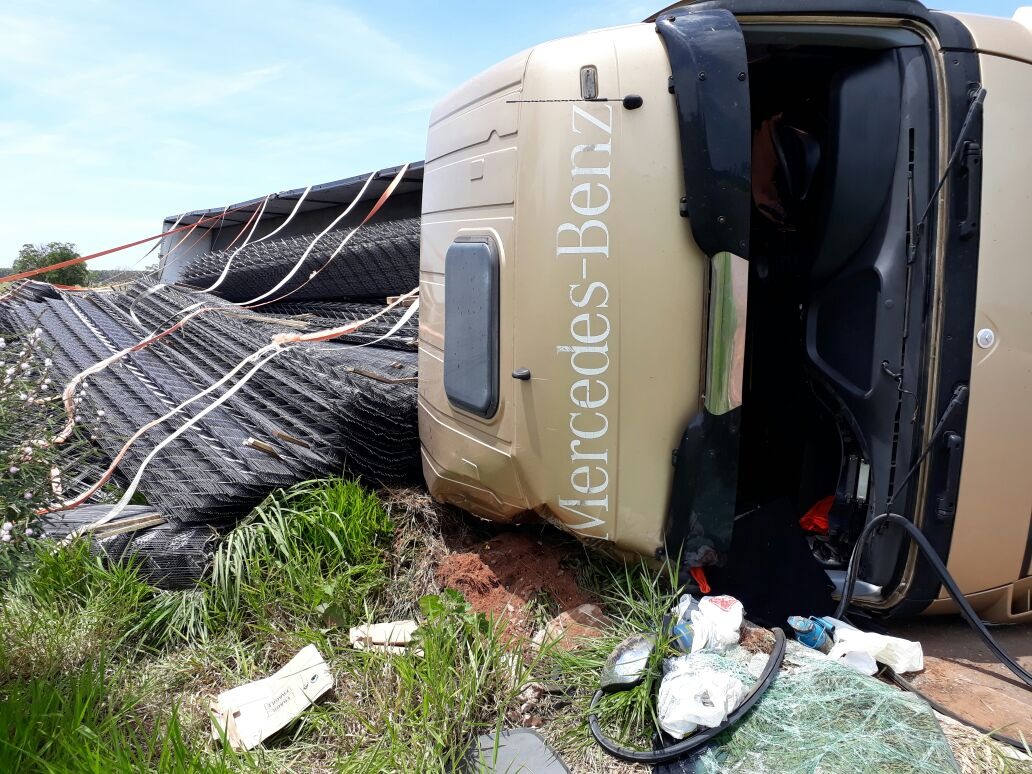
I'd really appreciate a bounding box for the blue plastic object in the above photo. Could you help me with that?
[672,622,694,652]
[787,615,834,650]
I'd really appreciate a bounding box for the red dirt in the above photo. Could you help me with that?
[435,531,592,638]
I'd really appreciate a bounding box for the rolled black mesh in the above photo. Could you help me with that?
[177,217,420,303]
[1,216,421,588]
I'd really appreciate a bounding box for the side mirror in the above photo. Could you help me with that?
[599,634,655,692]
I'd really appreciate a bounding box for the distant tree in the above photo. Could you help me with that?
[12,243,89,286]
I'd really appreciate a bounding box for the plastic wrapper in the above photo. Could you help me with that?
[690,595,744,653]
[657,654,747,738]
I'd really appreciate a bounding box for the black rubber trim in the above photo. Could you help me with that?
[588,627,786,764]
[647,2,975,49]
[889,14,983,617]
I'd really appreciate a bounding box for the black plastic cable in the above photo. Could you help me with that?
[835,513,1032,689]
[587,628,786,764]
[884,667,1029,752]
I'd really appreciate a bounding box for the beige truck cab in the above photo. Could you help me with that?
[418,1,1032,623]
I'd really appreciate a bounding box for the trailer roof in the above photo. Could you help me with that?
[164,161,424,230]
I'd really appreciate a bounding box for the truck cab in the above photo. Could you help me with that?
[418,1,1032,623]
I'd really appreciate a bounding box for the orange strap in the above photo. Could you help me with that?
[690,566,712,595]
[0,205,249,284]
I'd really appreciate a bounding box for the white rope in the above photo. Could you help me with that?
[253,185,312,244]
[239,172,376,306]
[200,194,271,294]
[59,345,284,542]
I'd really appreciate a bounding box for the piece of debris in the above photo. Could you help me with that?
[787,614,834,652]
[600,634,656,691]
[534,603,611,649]
[739,621,776,654]
[210,644,333,751]
[515,681,569,722]
[788,615,924,673]
[827,618,923,673]
[464,728,569,773]
[349,619,419,655]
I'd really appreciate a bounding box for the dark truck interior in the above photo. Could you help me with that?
[726,25,938,616]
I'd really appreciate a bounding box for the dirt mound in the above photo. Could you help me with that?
[436,531,592,638]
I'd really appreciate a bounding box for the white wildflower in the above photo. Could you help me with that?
[1,522,11,531]
[8,466,18,474]
[1,534,10,543]
[23,491,33,500]
[25,528,34,537]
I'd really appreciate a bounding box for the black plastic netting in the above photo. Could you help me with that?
[177,217,420,303]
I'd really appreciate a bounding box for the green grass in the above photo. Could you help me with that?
[0,661,238,774]
[543,559,683,757]
[0,478,557,773]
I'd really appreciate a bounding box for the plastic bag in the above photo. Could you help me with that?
[672,594,701,623]
[825,618,924,673]
[657,655,747,739]
[837,649,879,676]
[690,595,744,653]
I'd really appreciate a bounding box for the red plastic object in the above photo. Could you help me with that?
[799,496,833,534]
[689,566,711,594]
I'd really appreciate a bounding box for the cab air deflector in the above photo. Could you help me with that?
[657,9,751,569]
[656,9,751,258]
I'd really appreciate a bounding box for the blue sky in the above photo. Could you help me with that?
[0,0,1025,268]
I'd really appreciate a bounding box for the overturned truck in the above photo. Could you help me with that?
[4,0,1031,623]
[419,0,1032,624]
